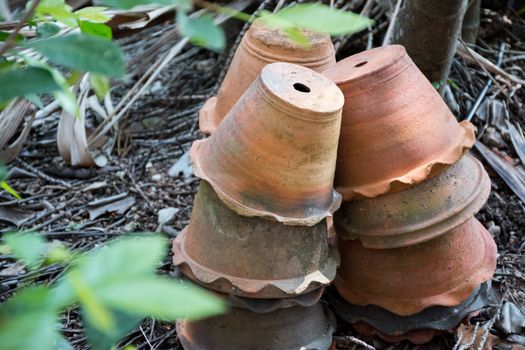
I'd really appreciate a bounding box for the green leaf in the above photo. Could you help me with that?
[0,164,6,181]
[0,181,21,199]
[0,287,61,350]
[96,277,227,320]
[284,27,309,48]
[68,270,115,333]
[26,34,125,77]
[0,67,61,103]
[95,0,176,9]
[0,31,24,42]
[90,73,110,99]
[74,6,110,23]
[84,309,142,350]
[4,231,46,268]
[261,4,373,36]
[78,20,112,39]
[37,23,61,38]
[178,14,225,51]
[36,0,77,27]
[25,94,45,108]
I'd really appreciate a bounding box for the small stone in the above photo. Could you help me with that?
[486,221,501,236]
[152,174,162,182]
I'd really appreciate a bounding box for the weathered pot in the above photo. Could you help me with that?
[199,18,336,134]
[323,45,476,200]
[191,62,344,226]
[177,303,336,350]
[334,218,497,316]
[172,181,339,299]
[334,154,491,248]
[327,282,490,337]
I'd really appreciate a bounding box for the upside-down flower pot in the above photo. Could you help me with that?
[327,283,490,344]
[172,181,339,299]
[334,217,497,316]
[177,303,336,350]
[334,154,491,249]
[199,18,336,134]
[323,45,476,200]
[191,62,344,226]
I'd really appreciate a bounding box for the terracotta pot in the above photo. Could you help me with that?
[327,282,490,336]
[172,181,339,299]
[334,218,497,316]
[334,154,491,248]
[191,62,344,226]
[323,45,476,200]
[177,303,336,350]
[199,18,336,134]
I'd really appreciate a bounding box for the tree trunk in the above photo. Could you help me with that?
[393,0,468,85]
[462,0,481,44]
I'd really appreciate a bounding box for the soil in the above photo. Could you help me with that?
[0,0,524,349]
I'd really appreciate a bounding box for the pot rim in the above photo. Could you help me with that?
[336,121,477,201]
[198,96,218,135]
[334,220,497,315]
[336,154,490,249]
[190,140,343,226]
[172,228,340,299]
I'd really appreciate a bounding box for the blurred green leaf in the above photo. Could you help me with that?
[84,309,142,350]
[74,6,110,23]
[0,181,21,199]
[0,67,61,103]
[36,23,61,38]
[0,286,61,350]
[0,164,6,181]
[178,14,225,50]
[4,231,46,268]
[69,270,115,333]
[36,0,77,27]
[90,74,110,99]
[78,20,112,39]
[26,34,125,77]
[25,93,45,108]
[284,27,309,47]
[261,3,373,36]
[0,32,24,42]
[95,0,176,9]
[97,277,226,320]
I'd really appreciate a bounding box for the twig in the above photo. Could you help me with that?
[464,42,506,121]
[381,0,402,46]
[334,335,376,350]
[0,0,42,56]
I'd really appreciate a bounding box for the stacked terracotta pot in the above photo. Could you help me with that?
[173,20,343,350]
[323,45,497,344]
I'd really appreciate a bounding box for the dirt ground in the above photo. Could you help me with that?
[0,1,524,349]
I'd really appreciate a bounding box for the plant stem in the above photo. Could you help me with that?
[0,0,42,57]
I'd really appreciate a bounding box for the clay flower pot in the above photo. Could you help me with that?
[323,45,476,200]
[172,181,339,299]
[335,154,491,249]
[199,18,336,134]
[351,323,445,345]
[177,303,336,350]
[327,282,490,338]
[191,62,344,226]
[334,218,497,316]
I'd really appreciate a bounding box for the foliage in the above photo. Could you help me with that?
[0,0,372,112]
[0,232,226,350]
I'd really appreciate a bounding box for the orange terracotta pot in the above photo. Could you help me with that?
[199,18,336,134]
[334,154,491,248]
[334,217,497,316]
[172,181,339,299]
[177,303,336,350]
[191,62,344,226]
[323,45,476,200]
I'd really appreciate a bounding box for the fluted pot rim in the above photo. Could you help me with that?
[173,228,340,299]
[335,154,491,248]
[336,121,476,201]
[334,220,497,315]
